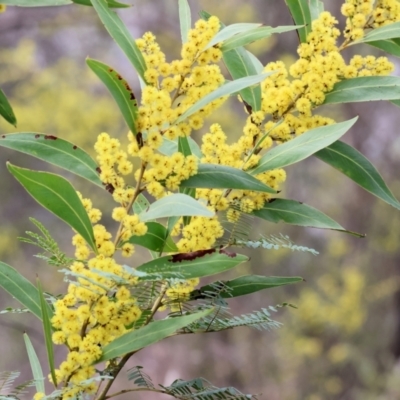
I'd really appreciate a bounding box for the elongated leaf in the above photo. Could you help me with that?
[315,140,400,210]
[367,38,400,58]
[356,21,400,43]
[221,25,302,52]
[91,0,148,83]
[0,261,52,321]
[252,198,345,230]
[176,73,270,123]
[324,77,400,104]
[87,59,138,134]
[127,222,178,252]
[37,279,57,387]
[251,118,357,175]
[136,250,248,280]
[308,0,324,21]
[99,309,212,362]
[158,136,202,158]
[139,193,214,221]
[1,0,128,5]
[178,0,191,43]
[133,193,150,214]
[7,164,97,251]
[223,47,262,111]
[0,88,16,126]
[0,133,102,187]
[246,51,264,73]
[23,333,45,394]
[194,275,303,299]
[284,0,312,43]
[180,163,276,193]
[205,23,261,50]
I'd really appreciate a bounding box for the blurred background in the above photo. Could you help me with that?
[1,1,400,399]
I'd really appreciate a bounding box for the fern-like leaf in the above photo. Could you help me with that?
[19,218,74,267]
[161,377,256,400]
[0,371,35,399]
[236,233,319,255]
[127,366,155,389]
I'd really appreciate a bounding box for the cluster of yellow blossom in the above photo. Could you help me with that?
[50,258,141,397]
[342,0,400,40]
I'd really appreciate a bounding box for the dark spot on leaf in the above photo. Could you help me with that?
[34,134,40,139]
[44,135,57,140]
[170,248,215,263]
[108,68,113,72]
[105,183,115,194]
[96,167,102,174]
[268,198,277,203]
[1,135,5,138]
[130,93,135,100]
[298,201,303,204]
[219,248,236,258]
[73,145,77,150]
[117,74,122,80]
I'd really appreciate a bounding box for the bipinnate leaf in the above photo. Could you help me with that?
[91,0,148,83]
[86,59,138,134]
[175,73,271,123]
[205,23,262,50]
[284,0,312,43]
[180,164,276,193]
[315,141,400,211]
[195,275,303,299]
[127,222,178,252]
[221,25,302,52]
[0,133,102,187]
[0,88,16,127]
[136,250,248,280]
[99,309,213,362]
[139,193,214,221]
[23,333,45,394]
[178,0,191,43]
[7,164,97,251]
[250,117,358,175]
[37,279,57,387]
[0,261,52,321]
[252,199,345,230]
[323,77,400,104]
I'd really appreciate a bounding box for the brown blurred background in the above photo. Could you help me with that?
[1,1,400,399]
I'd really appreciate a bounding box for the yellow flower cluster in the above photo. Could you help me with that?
[0,4,6,13]
[50,258,141,397]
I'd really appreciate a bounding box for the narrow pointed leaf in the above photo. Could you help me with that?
[87,59,138,134]
[37,279,57,387]
[221,25,302,52]
[176,73,270,123]
[205,23,261,50]
[367,38,400,58]
[315,140,400,211]
[133,193,150,214]
[246,51,264,73]
[136,250,248,280]
[1,0,128,6]
[0,88,16,126]
[284,0,312,43]
[308,0,324,21]
[251,118,357,175]
[73,0,129,7]
[0,133,102,187]
[194,275,303,299]
[139,193,214,221]
[252,198,345,230]
[7,164,97,251]
[180,163,276,193]
[91,0,148,83]
[0,261,52,321]
[223,47,263,111]
[356,21,400,43]
[159,136,202,158]
[99,309,212,362]
[127,222,178,252]
[178,0,191,43]
[323,76,400,104]
[23,333,45,394]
